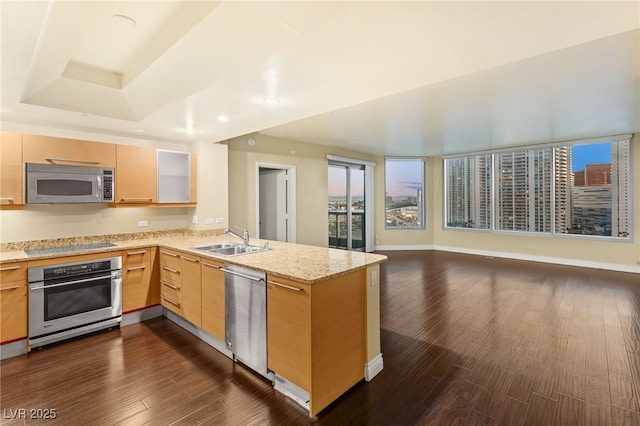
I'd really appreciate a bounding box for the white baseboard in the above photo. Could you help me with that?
[365,353,384,381]
[375,244,435,251]
[375,245,639,274]
[433,245,640,274]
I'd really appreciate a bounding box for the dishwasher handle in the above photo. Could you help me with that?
[220,268,264,283]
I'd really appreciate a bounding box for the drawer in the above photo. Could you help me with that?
[160,287,182,315]
[159,250,181,271]
[160,279,181,298]
[160,266,181,285]
[0,262,27,283]
[123,248,151,265]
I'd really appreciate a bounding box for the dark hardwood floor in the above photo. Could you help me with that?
[2,251,640,425]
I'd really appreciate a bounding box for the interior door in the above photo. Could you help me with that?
[259,168,288,241]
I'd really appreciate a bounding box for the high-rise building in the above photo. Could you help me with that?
[574,163,612,186]
[554,147,571,233]
[497,149,552,232]
[612,140,631,237]
[446,155,490,228]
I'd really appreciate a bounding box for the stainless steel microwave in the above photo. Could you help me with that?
[26,163,114,204]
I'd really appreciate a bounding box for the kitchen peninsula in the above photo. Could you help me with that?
[0,230,387,417]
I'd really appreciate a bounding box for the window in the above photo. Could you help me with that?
[445,155,491,229]
[555,139,632,237]
[385,158,425,229]
[443,135,633,240]
[496,148,553,233]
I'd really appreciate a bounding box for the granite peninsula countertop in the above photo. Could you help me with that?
[0,231,387,283]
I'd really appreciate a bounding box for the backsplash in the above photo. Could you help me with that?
[0,228,224,252]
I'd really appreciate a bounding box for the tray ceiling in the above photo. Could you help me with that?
[1,1,638,156]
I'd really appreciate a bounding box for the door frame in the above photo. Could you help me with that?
[255,162,297,243]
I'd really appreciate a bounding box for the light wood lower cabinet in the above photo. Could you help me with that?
[0,262,28,343]
[267,270,366,416]
[159,249,182,315]
[0,132,23,208]
[122,247,159,313]
[267,277,311,391]
[180,254,201,327]
[201,259,225,341]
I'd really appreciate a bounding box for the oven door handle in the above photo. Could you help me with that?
[29,273,121,291]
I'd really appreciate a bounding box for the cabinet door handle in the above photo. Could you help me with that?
[161,280,179,290]
[126,250,147,256]
[161,295,180,307]
[0,265,21,271]
[0,197,15,202]
[0,285,20,291]
[46,157,100,164]
[181,256,198,263]
[162,266,180,273]
[268,280,304,292]
[119,198,153,202]
[160,251,179,257]
[201,262,221,269]
[127,266,146,271]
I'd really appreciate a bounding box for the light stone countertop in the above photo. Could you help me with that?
[0,232,387,283]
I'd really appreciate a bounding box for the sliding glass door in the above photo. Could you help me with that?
[328,162,365,251]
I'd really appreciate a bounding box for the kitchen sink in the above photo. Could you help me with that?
[191,242,269,256]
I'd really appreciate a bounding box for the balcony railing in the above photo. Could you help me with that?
[328,210,365,250]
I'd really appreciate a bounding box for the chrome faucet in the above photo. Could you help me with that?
[225,226,249,246]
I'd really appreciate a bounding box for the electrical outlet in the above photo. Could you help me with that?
[205,218,214,225]
[216,217,224,223]
[138,220,148,228]
[192,215,198,224]
[371,270,378,287]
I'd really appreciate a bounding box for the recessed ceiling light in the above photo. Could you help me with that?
[135,129,145,133]
[263,97,280,105]
[217,115,229,122]
[112,14,136,27]
[80,113,89,117]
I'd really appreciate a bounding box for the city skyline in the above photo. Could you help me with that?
[329,141,614,198]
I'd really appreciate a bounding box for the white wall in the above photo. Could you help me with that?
[226,133,377,247]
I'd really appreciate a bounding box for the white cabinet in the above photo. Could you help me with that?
[157,149,191,204]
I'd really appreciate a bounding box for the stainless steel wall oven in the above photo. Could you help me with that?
[28,256,122,348]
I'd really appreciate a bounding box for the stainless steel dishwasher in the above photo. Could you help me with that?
[223,264,269,378]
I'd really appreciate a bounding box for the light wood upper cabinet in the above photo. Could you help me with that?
[122,247,159,313]
[0,132,23,207]
[0,261,28,343]
[22,134,116,168]
[201,259,224,341]
[116,145,157,205]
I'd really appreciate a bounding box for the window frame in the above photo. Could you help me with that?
[384,157,427,230]
[442,134,634,242]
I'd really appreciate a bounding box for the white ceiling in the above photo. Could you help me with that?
[1,1,639,156]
